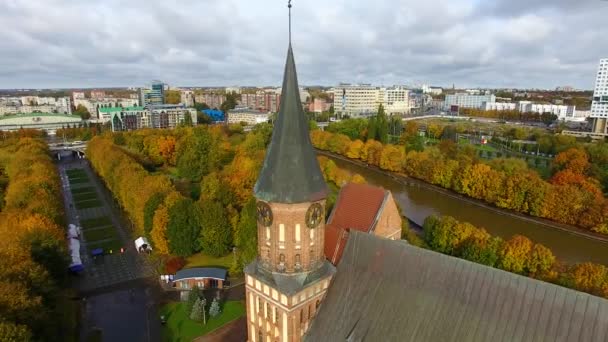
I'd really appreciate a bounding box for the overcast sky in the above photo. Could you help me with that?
[0,0,607,89]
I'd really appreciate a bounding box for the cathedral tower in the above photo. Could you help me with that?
[244,2,335,341]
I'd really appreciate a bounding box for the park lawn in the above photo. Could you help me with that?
[186,252,233,269]
[86,239,123,253]
[83,227,119,242]
[75,199,103,209]
[69,177,90,185]
[81,216,113,229]
[160,301,245,342]
[71,186,96,194]
[66,169,87,178]
[73,192,98,202]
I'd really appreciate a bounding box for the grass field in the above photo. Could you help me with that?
[75,199,103,209]
[160,301,245,342]
[81,216,113,229]
[83,227,119,242]
[72,192,98,202]
[186,253,233,269]
[71,186,96,194]
[69,177,90,185]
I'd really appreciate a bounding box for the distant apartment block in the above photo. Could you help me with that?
[105,105,197,131]
[309,98,332,113]
[90,90,106,99]
[482,102,517,111]
[241,90,281,113]
[195,93,226,109]
[225,86,242,94]
[227,108,270,125]
[518,101,575,119]
[422,85,443,95]
[180,90,195,107]
[591,58,608,134]
[0,96,72,115]
[333,84,410,118]
[444,93,496,110]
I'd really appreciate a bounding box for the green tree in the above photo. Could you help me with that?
[209,298,221,318]
[190,297,206,323]
[186,286,201,315]
[167,198,201,256]
[73,104,91,120]
[198,201,232,257]
[460,235,503,267]
[143,193,165,240]
[183,112,194,127]
[235,198,258,265]
[0,322,32,342]
[176,128,220,181]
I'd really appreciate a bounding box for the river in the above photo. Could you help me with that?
[325,154,608,265]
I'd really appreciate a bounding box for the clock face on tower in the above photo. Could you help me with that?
[306,203,323,228]
[257,201,273,227]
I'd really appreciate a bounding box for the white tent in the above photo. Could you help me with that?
[67,224,81,239]
[69,238,82,267]
[134,236,152,253]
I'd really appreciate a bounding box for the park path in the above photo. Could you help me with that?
[58,156,156,292]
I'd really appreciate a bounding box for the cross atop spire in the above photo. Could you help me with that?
[288,0,292,44]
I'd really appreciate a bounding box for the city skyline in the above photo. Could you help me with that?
[0,0,607,89]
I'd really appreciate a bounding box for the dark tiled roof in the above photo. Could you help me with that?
[306,231,608,342]
[244,259,335,296]
[327,183,387,233]
[254,45,328,204]
[174,267,227,281]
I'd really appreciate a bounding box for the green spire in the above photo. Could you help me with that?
[254,45,328,203]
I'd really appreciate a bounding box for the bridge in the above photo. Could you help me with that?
[48,142,87,160]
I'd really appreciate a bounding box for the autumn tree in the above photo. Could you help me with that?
[346,139,364,159]
[379,144,404,172]
[527,243,555,277]
[198,201,233,257]
[499,235,533,274]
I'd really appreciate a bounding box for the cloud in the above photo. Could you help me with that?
[0,0,606,89]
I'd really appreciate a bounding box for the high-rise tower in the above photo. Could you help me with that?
[591,58,608,135]
[244,2,335,341]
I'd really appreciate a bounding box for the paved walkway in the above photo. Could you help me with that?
[58,157,155,292]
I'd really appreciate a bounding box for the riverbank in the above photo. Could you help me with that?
[317,150,608,244]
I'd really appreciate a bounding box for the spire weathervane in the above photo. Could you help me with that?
[288,0,292,44]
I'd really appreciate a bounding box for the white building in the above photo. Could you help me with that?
[444,93,496,110]
[381,86,410,115]
[422,85,443,95]
[518,101,575,120]
[227,109,270,125]
[225,86,242,94]
[591,58,608,134]
[333,84,380,118]
[482,102,516,111]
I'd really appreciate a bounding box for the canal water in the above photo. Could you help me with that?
[327,155,608,265]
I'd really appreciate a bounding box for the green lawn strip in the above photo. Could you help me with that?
[160,301,245,342]
[72,192,99,202]
[186,252,233,269]
[83,227,119,242]
[66,169,87,176]
[71,186,96,194]
[75,199,103,210]
[85,239,123,253]
[69,177,90,185]
[80,216,113,229]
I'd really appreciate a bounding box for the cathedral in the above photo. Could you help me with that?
[244,4,608,342]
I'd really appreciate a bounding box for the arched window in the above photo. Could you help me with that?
[259,330,263,342]
[300,309,304,323]
[316,300,320,309]
[295,254,301,265]
[279,254,285,264]
[274,307,279,323]
[266,303,270,319]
